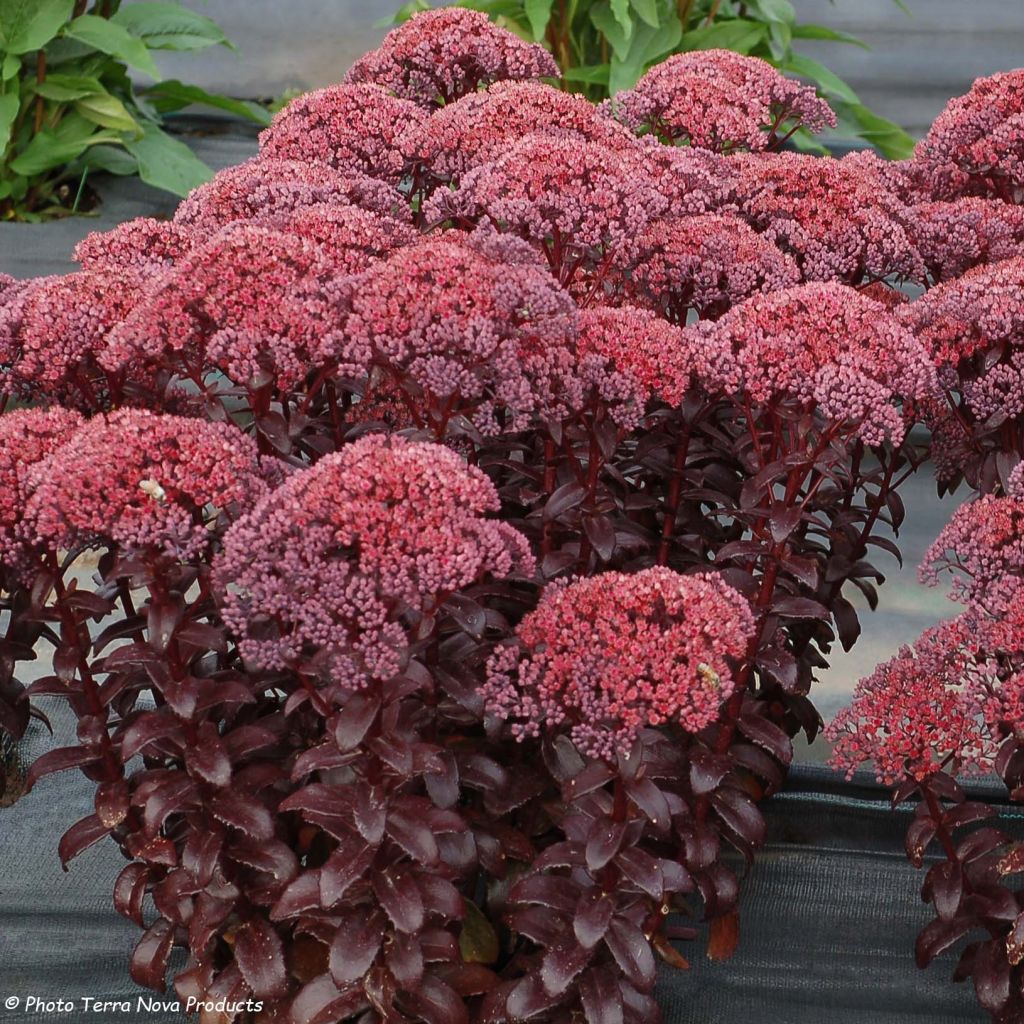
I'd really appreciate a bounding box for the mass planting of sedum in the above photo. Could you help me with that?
[2,7,1024,1022]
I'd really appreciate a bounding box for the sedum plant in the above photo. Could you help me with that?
[0,0,269,221]
[2,8,1024,1021]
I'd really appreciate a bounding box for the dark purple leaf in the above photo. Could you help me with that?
[186,723,232,787]
[541,938,592,996]
[927,861,963,921]
[233,917,288,999]
[773,597,830,621]
[973,939,1011,1012]
[915,916,976,968]
[543,481,586,521]
[583,514,616,561]
[574,890,614,949]
[130,918,174,991]
[403,975,468,1024]
[290,975,368,1024]
[26,745,99,790]
[387,806,440,866]
[146,594,185,654]
[333,691,380,752]
[58,813,111,869]
[209,792,274,841]
[386,931,424,989]
[604,917,655,990]
[614,847,664,899]
[579,967,624,1024]
[113,863,149,926]
[586,819,626,872]
[373,864,425,934]
[319,838,375,908]
[121,713,183,761]
[328,910,386,985]
[711,788,767,851]
[353,783,387,845]
[736,713,793,765]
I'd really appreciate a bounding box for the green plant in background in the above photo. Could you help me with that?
[391,0,915,158]
[0,1,270,221]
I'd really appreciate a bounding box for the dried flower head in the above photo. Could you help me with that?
[24,410,267,561]
[911,197,1024,282]
[344,7,559,107]
[913,69,1024,203]
[215,433,533,683]
[484,567,754,761]
[693,282,937,446]
[624,212,800,322]
[603,49,835,153]
[732,150,924,284]
[74,218,194,275]
[259,84,425,184]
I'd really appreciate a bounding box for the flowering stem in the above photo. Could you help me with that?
[657,421,693,566]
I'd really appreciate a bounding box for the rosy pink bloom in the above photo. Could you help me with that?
[603,49,835,153]
[24,410,267,561]
[900,255,1024,368]
[642,144,738,216]
[0,407,83,578]
[338,234,577,435]
[484,567,754,761]
[405,81,640,182]
[258,85,425,184]
[911,197,1024,282]
[215,434,533,683]
[74,218,194,275]
[344,7,559,107]
[826,616,994,785]
[731,150,924,284]
[173,158,405,231]
[912,69,1024,203]
[623,212,800,322]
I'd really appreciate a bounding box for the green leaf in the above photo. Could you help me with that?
[768,20,791,60]
[123,121,211,196]
[0,0,74,55]
[2,54,21,81]
[791,23,870,50]
[32,72,104,101]
[783,52,859,104]
[563,63,611,86]
[63,15,161,79]
[629,0,660,29]
[523,0,554,41]
[143,79,271,126]
[610,0,632,36]
[74,92,138,132]
[111,2,231,51]
[0,91,20,153]
[591,1,633,60]
[10,115,119,176]
[679,19,767,55]
[380,0,430,27]
[749,0,795,25]
[839,100,916,160]
[609,13,682,95]
[459,901,499,965]
[80,142,137,175]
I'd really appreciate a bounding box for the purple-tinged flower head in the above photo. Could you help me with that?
[263,202,418,274]
[337,234,578,436]
[425,132,667,285]
[641,144,738,216]
[483,567,754,761]
[693,282,938,446]
[0,269,152,405]
[258,85,426,185]
[405,81,640,183]
[623,213,800,323]
[921,495,1024,612]
[826,616,993,785]
[0,407,83,579]
[215,434,533,683]
[74,218,195,275]
[101,223,347,391]
[911,197,1024,282]
[912,69,1024,203]
[344,7,559,108]
[900,256,1024,369]
[602,50,835,153]
[572,306,699,429]
[731,150,924,284]
[173,158,405,231]
[24,410,267,562]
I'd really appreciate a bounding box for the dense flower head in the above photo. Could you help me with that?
[0,269,150,403]
[23,410,267,561]
[731,150,924,284]
[215,434,533,682]
[603,49,835,153]
[911,198,1024,281]
[101,223,345,390]
[343,7,559,107]
[73,217,194,275]
[426,132,667,283]
[173,158,405,231]
[258,84,426,184]
[912,69,1024,203]
[642,144,738,216]
[0,407,83,577]
[483,567,754,761]
[693,282,937,445]
[900,256,1024,367]
[921,494,1024,611]
[623,212,800,322]
[337,234,578,434]
[406,81,640,182]
[826,616,993,784]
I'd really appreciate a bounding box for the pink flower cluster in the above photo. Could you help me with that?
[911,198,1024,282]
[344,7,558,107]
[913,68,1024,203]
[23,410,267,561]
[73,218,194,275]
[623,212,800,321]
[692,282,937,445]
[215,434,532,682]
[258,84,425,184]
[732,151,924,284]
[603,50,835,153]
[484,567,754,760]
